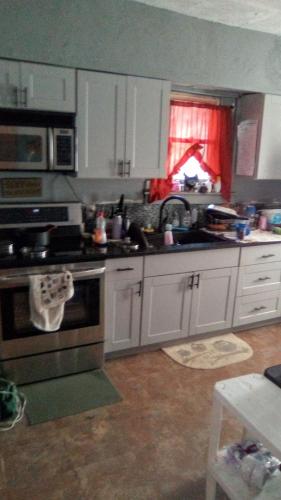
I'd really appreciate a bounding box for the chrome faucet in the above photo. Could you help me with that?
[158,195,191,232]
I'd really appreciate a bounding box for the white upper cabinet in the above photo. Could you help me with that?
[77,70,170,179]
[0,60,20,108]
[20,63,75,112]
[77,71,127,178]
[0,59,75,112]
[125,77,170,178]
[237,93,281,179]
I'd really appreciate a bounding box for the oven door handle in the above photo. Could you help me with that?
[0,267,105,288]
[72,267,105,280]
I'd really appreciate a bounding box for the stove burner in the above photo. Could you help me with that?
[20,246,49,260]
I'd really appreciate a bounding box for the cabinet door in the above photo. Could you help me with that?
[257,94,281,179]
[0,60,20,108]
[77,70,126,178]
[126,77,170,179]
[20,63,75,112]
[141,273,192,345]
[105,279,142,353]
[189,267,238,336]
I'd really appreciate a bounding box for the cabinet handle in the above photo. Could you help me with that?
[124,160,131,177]
[21,87,28,107]
[256,276,271,282]
[13,87,19,106]
[260,254,275,259]
[116,267,134,272]
[118,160,124,177]
[251,306,267,313]
[194,273,200,288]
[136,280,142,296]
[187,275,194,289]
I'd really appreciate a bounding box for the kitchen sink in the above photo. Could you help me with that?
[145,230,223,248]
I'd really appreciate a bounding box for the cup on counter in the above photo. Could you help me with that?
[236,222,247,240]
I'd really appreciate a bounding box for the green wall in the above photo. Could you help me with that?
[1,0,281,94]
[1,0,281,204]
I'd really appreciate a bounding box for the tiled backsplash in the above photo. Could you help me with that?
[85,202,206,231]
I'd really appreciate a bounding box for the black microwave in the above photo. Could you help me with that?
[0,111,76,173]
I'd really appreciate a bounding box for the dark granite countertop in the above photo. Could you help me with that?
[1,233,281,270]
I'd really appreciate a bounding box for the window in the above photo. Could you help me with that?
[150,93,233,202]
[173,155,210,181]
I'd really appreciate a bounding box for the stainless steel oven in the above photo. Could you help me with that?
[0,261,105,385]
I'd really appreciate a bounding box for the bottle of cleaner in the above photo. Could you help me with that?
[164,224,174,246]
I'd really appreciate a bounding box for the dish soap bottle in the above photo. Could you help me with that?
[93,211,107,246]
[164,224,174,246]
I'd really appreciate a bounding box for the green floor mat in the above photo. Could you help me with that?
[21,370,122,425]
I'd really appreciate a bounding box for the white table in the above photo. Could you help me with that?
[206,373,281,499]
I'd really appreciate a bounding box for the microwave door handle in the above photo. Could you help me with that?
[48,128,54,170]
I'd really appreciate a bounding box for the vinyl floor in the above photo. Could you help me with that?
[1,324,281,499]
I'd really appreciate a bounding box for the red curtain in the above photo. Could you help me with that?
[149,100,233,202]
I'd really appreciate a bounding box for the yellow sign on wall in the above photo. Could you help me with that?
[1,178,42,198]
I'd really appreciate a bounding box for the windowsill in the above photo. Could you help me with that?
[169,191,223,204]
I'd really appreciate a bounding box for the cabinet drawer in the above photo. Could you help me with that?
[233,291,281,327]
[106,257,143,281]
[144,248,239,277]
[240,244,281,266]
[237,262,281,296]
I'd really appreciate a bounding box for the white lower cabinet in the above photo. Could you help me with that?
[189,267,238,336]
[233,290,281,327]
[105,278,142,353]
[104,257,143,353]
[105,245,281,354]
[140,273,193,345]
[140,267,238,345]
[233,246,281,327]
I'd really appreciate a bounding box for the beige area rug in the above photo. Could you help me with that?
[162,333,253,369]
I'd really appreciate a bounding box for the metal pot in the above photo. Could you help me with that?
[23,225,56,248]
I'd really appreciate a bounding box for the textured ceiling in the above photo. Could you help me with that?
[128,0,281,36]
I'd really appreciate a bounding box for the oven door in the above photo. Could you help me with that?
[0,267,104,359]
[0,125,47,171]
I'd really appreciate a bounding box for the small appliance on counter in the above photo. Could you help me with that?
[205,204,249,232]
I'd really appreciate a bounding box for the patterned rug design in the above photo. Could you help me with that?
[162,333,253,369]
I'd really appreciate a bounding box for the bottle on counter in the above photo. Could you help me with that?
[106,206,114,239]
[122,206,131,238]
[112,214,122,240]
[172,211,180,228]
[93,211,107,246]
[164,224,174,246]
[259,215,268,231]
[245,205,257,229]
[214,176,221,193]
[182,210,192,229]
[191,208,198,228]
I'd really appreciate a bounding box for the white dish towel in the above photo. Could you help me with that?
[29,271,74,332]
